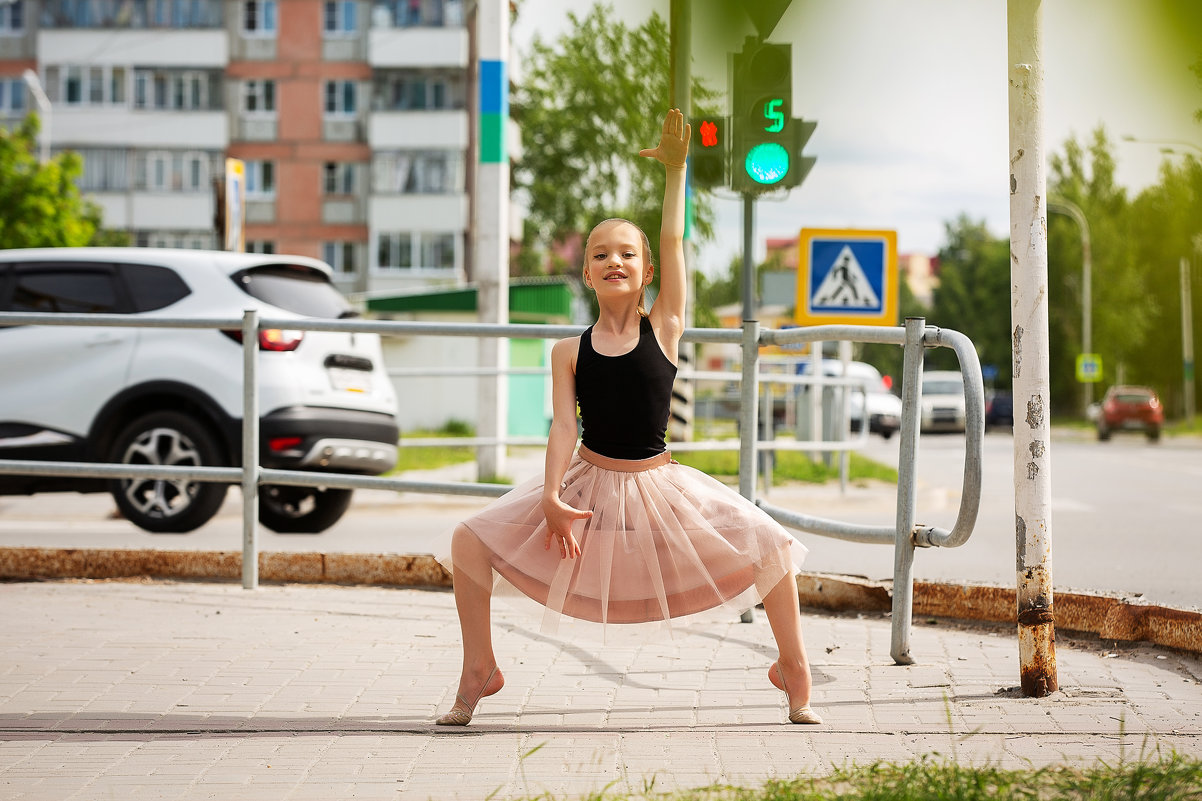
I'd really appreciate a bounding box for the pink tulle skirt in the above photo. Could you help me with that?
[435,445,807,635]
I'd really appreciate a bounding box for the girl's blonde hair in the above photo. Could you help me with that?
[585,218,654,317]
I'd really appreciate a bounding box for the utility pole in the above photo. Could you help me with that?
[1007,0,1058,698]
[474,0,509,480]
[1047,200,1092,415]
[1183,257,1195,423]
[669,0,695,443]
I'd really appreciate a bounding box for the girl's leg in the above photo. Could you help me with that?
[444,525,505,713]
[760,572,813,708]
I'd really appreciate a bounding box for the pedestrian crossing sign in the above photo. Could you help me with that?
[796,228,897,326]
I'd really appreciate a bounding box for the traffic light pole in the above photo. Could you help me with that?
[669,0,695,442]
[738,193,759,502]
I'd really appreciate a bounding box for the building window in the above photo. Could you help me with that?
[377,231,455,272]
[323,241,359,274]
[39,0,224,28]
[324,80,357,116]
[324,0,356,34]
[0,1,24,34]
[371,0,462,28]
[372,150,462,194]
[372,71,464,111]
[247,240,276,254]
[245,160,276,197]
[0,78,26,114]
[132,69,214,110]
[243,0,276,34]
[323,162,357,195]
[76,149,131,191]
[48,65,128,107]
[243,79,276,113]
[135,150,214,192]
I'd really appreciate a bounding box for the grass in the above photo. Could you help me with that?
[392,418,899,486]
[674,449,898,485]
[504,753,1202,801]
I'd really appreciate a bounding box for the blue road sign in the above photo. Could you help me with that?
[796,229,897,326]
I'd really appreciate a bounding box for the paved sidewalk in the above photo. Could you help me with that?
[1,580,1201,801]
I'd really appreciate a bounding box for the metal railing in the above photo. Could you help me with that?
[0,311,983,663]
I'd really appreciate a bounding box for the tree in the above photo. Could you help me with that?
[512,3,719,274]
[1046,128,1152,415]
[0,115,125,249]
[928,215,1013,385]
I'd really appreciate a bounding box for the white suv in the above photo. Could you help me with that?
[0,248,399,534]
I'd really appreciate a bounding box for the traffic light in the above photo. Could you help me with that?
[690,115,727,189]
[731,38,816,193]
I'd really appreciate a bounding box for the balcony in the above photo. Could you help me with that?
[368,27,466,68]
[90,191,212,230]
[38,29,228,67]
[369,110,465,150]
[56,109,227,149]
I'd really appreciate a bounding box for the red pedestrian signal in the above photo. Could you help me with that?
[690,115,728,189]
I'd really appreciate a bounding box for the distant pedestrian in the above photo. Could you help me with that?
[433,108,820,727]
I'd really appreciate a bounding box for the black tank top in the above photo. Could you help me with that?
[576,315,678,460]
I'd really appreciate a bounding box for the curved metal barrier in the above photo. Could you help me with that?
[0,311,983,662]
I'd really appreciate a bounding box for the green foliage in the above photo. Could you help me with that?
[0,114,123,249]
[928,215,1014,383]
[513,3,720,274]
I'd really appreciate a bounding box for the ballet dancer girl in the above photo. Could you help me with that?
[435,108,820,727]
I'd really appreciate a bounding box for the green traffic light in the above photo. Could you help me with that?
[744,142,789,184]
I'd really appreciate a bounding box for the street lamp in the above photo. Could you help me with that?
[1121,134,1200,424]
[21,69,51,165]
[1048,198,1092,416]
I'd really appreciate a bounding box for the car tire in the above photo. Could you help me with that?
[259,485,354,533]
[1097,424,1111,441]
[1147,427,1161,443]
[108,411,229,533]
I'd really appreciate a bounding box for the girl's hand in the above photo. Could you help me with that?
[639,108,691,169]
[541,495,591,559]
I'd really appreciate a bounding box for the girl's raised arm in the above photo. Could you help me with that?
[639,108,690,343]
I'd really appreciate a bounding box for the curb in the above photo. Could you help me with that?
[3,546,1200,656]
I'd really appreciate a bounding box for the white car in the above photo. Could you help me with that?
[797,359,902,439]
[0,248,399,534]
[920,370,967,432]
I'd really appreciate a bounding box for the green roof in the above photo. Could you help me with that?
[366,278,576,321]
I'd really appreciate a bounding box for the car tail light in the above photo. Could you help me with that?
[269,436,304,453]
[222,329,304,352]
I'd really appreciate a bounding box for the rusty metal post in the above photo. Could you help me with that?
[1007,0,1058,697]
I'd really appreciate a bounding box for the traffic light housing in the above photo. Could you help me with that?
[690,115,727,189]
[731,38,815,193]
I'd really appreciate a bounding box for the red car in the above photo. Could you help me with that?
[1096,385,1164,442]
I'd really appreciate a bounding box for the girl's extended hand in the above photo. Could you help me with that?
[541,495,591,559]
[639,107,691,169]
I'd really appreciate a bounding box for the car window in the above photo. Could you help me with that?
[4,266,126,314]
[119,263,191,312]
[923,380,963,395]
[1114,392,1153,404]
[231,264,353,319]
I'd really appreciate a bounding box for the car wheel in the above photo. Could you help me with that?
[1097,424,1111,441]
[1147,426,1161,443]
[259,485,354,533]
[108,411,229,533]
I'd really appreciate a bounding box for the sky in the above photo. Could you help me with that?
[510,0,1202,274]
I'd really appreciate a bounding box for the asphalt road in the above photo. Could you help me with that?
[1,428,1199,611]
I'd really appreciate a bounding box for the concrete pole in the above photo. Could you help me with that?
[1183,257,1195,423]
[1007,0,1058,698]
[22,69,51,164]
[474,0,509,480]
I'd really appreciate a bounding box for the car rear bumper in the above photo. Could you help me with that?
[259,406,399,474]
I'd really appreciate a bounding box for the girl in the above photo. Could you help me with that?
[435,108,820,727]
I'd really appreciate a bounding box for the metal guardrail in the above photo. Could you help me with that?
[0,310,983,663]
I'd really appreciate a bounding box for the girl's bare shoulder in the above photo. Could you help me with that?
[551,336,581,372]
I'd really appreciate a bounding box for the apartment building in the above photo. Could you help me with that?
[0,0,475,296]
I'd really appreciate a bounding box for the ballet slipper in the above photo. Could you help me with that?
[436,666,500,726]
[770,661,822,725]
